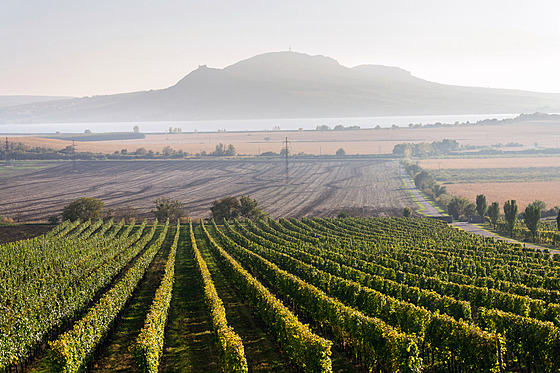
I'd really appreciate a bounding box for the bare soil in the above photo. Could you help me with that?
[0,224,54,244]
[0,159,412,222]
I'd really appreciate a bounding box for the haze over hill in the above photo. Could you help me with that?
[2,51,560,124]
[0,95,73,109]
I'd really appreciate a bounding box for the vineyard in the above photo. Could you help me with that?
[1,217,560,372]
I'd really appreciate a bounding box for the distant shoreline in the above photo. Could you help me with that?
[0,113,520,135]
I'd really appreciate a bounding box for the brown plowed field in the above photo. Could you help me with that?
[0,159,412,221]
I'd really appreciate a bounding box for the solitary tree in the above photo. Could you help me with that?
[476,194,487,220]
[524,203,541,243]
[447,196,475,220]
[280,147,290,157]
[211,196,265,222]
[487,202,500,229]
[211,143,236,156]
[151,198,185,222]
[531,200,547,211]
[336,148,346,157]
[211,196,241,223]
[503,200,518,238]
[557,211,560,231]
[239,195,265,220]
[413,171,435,190]
[402,207,412,218]
[433,184,447,198]
[62,197,104,221]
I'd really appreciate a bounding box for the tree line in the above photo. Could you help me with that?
[56,195,265,224]
[0,141,240,161]
[402,161,560,243]
[476,196,560,243]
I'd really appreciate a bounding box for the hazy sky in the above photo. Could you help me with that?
[2,0,560,96]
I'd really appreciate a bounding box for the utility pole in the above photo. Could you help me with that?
[72,140,77,173]
[5,137,9,164]
[285,137,289,185]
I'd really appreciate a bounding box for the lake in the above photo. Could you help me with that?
[0,113,518,134]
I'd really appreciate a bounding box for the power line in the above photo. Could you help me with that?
[5,137,9,164]
[285,136,289,185]
[73,139,77,173]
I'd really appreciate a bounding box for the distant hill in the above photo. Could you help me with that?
[0,95,73,109]
[2,51,560,124]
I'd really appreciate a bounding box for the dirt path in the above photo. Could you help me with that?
[452,222,560,254]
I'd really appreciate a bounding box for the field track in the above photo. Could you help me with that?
[0,159,411,221]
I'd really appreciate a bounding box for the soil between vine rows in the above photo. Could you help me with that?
[159,225,221,373]
[194,224,298,372]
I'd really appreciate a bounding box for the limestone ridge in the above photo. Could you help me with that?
[2,51,560,123]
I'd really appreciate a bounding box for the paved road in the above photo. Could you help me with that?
[398,162,443,217]
[452,222,505,239]
[398,161,559,254]
[452,222,560,254]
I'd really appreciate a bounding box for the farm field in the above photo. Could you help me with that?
[3,217,560,373]
[417,157,560,210]
[0,224,53,244]
[7,120,560,156]
[419,156,560,170]
[430,167,560,183]
[0,159,411,222]
[445,181,560,211]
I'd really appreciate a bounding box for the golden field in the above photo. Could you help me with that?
[7,121,560,156]
[445,181,560,210]
[419,157,560,169]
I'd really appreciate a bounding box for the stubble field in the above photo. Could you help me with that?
[9,120,560,156]
[0,159,412,221]
[419,156,560,169]
[444,181,560,210]
[419,157,560,210]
